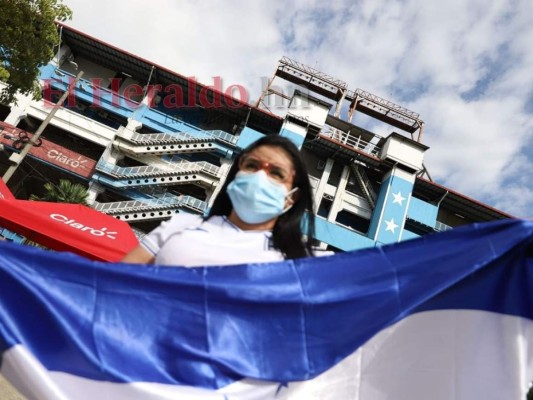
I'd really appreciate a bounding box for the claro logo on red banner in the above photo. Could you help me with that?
[50,214,117,240]
[0,122,97,178]
[32,144,97,178]
[46,149,89,169]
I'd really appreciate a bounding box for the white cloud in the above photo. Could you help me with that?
[418,94,527,188]
[491,151,533,218]
[62,0,533,217]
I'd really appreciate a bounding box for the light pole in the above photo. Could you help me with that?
[2,70,84,183]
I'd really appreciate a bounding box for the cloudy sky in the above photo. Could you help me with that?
[62,0,532,218]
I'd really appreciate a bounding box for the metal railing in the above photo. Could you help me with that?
[350,164,377,209]
[93,192,207,215]
[128,129,236,146]
[435,221,452,232]
[130,131,208,145]
[96,159,220,179]
[319,126,382,157]
[207,130,238,144]
[139,103,238,145]
[181,196,207,213]
[93,193,181,214]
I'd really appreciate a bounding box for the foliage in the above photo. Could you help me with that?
[0,0,72,104]
[23,238,48,249]
[30,179,89,205]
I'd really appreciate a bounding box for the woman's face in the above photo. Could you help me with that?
[227,144,298,230]
[239,145,295,192]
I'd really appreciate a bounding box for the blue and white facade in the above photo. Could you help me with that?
[0,25,512,249]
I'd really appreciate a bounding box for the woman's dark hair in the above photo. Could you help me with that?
[208,135,315,259]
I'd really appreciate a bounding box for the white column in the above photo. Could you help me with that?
[4,94,32,126]
[207,158,232,207]
[116,125,136,141]
[87,182,105,205]
[51,44,72,68]
[101,142,124,165]
[313,158,334,213]
[125,118,143,132]
[327,165,350,222]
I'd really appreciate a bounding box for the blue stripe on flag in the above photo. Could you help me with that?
[0,219,531,390]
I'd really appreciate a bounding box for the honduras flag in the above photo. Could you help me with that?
[0,219,532,399]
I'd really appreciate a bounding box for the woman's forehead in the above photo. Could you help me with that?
[246,145,293,167]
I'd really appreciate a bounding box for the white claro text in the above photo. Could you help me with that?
[47,149,88,169]
[50,214,117,239]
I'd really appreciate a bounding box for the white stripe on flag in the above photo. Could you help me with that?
[3,309,532,400]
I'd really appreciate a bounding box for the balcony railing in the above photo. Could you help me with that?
[435,221,452,232]
[48,69,141,116]
[93,192,207,215]
[320,126,382,157]
[96,159,220,179]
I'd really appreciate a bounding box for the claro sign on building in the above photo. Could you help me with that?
[0,122,97,178]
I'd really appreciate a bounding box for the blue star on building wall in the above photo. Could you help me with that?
[368,170,414,245]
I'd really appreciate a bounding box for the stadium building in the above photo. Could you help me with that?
[0,23,512,249]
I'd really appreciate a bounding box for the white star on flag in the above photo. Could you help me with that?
[392,191,405,206]
[385,218,399,234]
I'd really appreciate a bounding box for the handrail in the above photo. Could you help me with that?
[96,159,220,178]
[130,131,207,144]
[320,126,381,157]
[181,196,207,212]
[93,193,181,213]
[127,129,237,146]
[93,192,207,215]
[350,164,377,209]
[435,221,452,232]
[354,165,377,202]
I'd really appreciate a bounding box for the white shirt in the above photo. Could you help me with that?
[141,214,285,267]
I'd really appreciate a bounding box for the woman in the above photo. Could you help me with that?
[122,135,316,266]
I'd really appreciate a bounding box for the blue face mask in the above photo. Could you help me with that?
[227,171,298,224]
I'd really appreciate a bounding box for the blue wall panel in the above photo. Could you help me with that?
[236,127,265,149]
[280,128,304,149]
[407,197,438,227]
[314,217,374,251]
[400,229,420,242]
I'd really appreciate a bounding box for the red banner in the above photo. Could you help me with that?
[0,199,139,261]
[0,178,15,200]
[0,121,97,178]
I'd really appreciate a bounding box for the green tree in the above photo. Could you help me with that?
[0,0,72,104]
[30,179,89,205]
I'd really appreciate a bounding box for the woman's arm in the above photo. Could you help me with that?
[121,245,155,264]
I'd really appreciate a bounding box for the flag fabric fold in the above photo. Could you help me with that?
[0,219,532,399]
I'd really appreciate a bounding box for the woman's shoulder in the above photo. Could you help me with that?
[162,212,205,231]
[160,214,234,235]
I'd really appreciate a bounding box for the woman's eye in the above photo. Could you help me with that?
[270,168,286,180]
[242,160,260,171]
